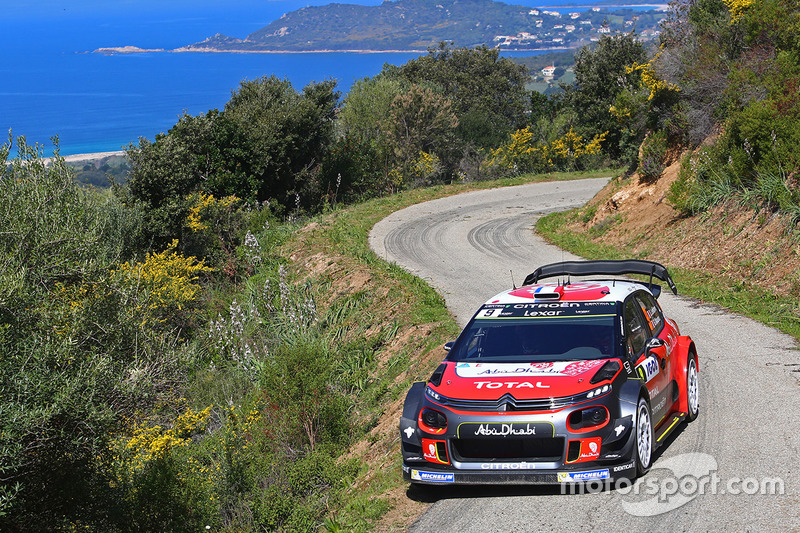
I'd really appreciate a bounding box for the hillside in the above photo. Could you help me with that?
[175,0,667,52]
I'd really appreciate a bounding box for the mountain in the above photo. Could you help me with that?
[175,0,667,52]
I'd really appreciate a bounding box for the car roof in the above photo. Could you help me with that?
[483,279,651,306]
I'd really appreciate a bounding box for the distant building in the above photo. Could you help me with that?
[569,12,581,19]
[529,9,540,15]
[592,7,601,12]
[542,10,561,17]
[542,65,556,77]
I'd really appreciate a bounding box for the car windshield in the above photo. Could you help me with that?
[447,301,619,363]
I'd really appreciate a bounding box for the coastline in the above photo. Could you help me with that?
[95,46,574,55]
[55,151,127,164]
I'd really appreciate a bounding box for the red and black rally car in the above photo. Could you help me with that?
[400,260,699,484]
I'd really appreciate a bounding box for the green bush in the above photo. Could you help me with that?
[638,130,669,181]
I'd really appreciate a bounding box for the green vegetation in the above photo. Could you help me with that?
[4,0,798,527]
[1,131,602,530]
[537,208,800,340]
[612,0,800,219]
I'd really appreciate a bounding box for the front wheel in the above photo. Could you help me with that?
[686,353,699,421]
[635,397,653,476]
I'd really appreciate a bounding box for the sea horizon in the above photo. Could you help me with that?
[1,0,653,158]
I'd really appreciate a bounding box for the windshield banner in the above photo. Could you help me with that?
[454,360,608,378]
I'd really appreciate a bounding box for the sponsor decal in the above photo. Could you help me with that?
[623,361,632,374]
[421,438,449,465]
[580,438,601,461]
[403,426,415,439]
[474,380,550,389]
[474,423,536,437]
[567,437,602,463]
[613,461,636,472]
[456,360,606,379]
[458,422,554,439]
[563,360,606,376]
[481,462,536,470]
[558,469,610,482]
[653,396,667,413]
[411,470,455,483]
[614,424,626,437]
[636,355,659,383]
[478,301,615,317]
[665,330,677,352]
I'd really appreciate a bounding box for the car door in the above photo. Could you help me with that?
[623,295,670,423]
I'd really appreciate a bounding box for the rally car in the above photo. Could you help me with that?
[400,260,699,485]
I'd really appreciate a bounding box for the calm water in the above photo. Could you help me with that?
[0,0,602,156]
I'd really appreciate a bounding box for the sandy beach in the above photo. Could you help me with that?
[60,151,126,163]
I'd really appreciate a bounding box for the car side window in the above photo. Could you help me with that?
[624,298,648,358]
[634,292,664,337]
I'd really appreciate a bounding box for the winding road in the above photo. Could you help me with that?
[369,179,800,532]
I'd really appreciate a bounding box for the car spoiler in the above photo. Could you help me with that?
[523,260,678,295]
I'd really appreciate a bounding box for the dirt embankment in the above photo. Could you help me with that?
[574,151,800,298]
[288,221,448,531]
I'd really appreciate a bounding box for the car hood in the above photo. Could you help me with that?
[432,359,615,400]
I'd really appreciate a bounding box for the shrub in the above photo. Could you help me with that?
[638,130,669,181]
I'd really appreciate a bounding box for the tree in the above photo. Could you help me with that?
[319,75,405,200]
[222,76,340,206]
[121,76,340,249]
[392,43,529,149]
[562,34,648,162]
[381,85,459,186]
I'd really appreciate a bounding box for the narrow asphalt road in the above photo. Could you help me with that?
[369,179,800,532]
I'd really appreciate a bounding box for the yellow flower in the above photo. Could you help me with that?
[626,54,680,101]
[722,0,754,22]
[111,240,213,324]
[186,192,239,232]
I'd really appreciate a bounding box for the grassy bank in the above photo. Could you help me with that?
[286,168,616,530]
[537,209,800,340]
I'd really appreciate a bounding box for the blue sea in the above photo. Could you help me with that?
[1,0,629,157]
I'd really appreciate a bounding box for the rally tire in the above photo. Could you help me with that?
[686,352,699,422]
[635,397,653,476]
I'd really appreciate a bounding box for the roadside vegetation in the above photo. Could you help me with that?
[2,0,799,529]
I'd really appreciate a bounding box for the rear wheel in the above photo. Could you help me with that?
[635,397,653,476]
[686,353,699,421]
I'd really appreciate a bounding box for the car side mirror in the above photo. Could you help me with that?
[444,341,454,352]
[646,337,667,369]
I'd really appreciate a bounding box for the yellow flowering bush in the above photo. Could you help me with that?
[411,151,442,184]
[111,240,213,326]
[118,406,212,475]
[624,52,680,102]
[485,126,607,174]
[722,0,755,21]
[186,192,239,233]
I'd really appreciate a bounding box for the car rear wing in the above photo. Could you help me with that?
[523,260,678,295]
